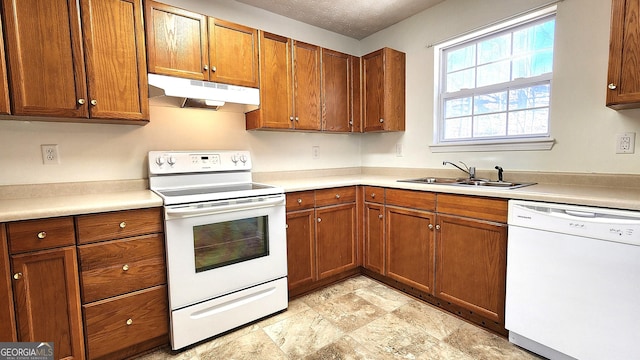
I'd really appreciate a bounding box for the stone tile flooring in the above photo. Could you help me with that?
[135,276,542,360]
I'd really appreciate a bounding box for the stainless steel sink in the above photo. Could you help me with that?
[398,177,535,189]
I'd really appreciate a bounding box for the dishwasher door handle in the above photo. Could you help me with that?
[564,210,596,218]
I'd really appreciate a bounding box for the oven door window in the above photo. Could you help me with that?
[193,215,269,272]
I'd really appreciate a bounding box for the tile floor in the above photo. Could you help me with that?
[136,276,542,360]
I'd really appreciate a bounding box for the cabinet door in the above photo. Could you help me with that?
[350,55,362,132]
[362,49,385,132]
[12,247,85,360]
[2,0,88,118]
[0,224,16,341]
[293,41,321,130]
[363,202,384,274]
[607,0,640,109]
[321,49,350,132]
[385,206,435,294]
[316,203,357,279]
[209,18,259,88]
[246,32,292,129]
[286,209,316,291]
[435,214,507,323]
[145,0,208,80]
[0,15,10,115]
[81,0,149,121]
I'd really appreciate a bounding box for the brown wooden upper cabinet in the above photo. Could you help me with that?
[0,15,9,115]
[321,49,362,132]
[246,32,321,130]
[145,1,259,88]
[607,0,640,109]
[363,47,406,131]
[2,0,149,123]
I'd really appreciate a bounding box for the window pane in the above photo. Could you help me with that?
[446,68,475,92]
[478,33,511,65]
[513,19,555,56]
[447,45,475,72]
[509,84,550,110]
[513,50,553,78]
[473,113,507,137]
[444,117,472,139]
[445,97,472,118]
[474,91,507,115]
[477,60,510,87]
[508,108,549,136]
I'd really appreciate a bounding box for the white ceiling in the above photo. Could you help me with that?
[233,0,446,39]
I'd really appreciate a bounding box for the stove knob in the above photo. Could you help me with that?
[240,154,248,164]
[155,156,165,166]
[231,155,239,164]
[167,156,176,166]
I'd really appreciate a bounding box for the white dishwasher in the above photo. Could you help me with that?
[506,200,640,360]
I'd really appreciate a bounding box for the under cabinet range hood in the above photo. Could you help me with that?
[148,73,260,112]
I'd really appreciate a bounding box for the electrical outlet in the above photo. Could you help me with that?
[312,146,320,159]
[41,144,60,164]
[396,143,403,157]
[616,132,635,154]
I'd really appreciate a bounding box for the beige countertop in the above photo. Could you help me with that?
[1,170,639,222]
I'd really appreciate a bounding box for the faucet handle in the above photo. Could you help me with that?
[495,166,504,182]
[469,166,476,179]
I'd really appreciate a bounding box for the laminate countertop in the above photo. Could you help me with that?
[1,171,639,222]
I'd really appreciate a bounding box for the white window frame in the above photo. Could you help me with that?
[430,5,557,153]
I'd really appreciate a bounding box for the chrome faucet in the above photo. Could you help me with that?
[495,166,504,182]
[443,161,475,179]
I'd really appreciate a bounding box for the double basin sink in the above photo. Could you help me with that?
[397,177,535,190]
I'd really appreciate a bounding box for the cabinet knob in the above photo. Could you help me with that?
[428,224,434,230]
[122,264,130,271]
[119,221,127,229]
[370,193,376,198]
[378,214,383,219]
[90,99,97,106]
[285,224,289,229]
[317,218,322,223]
[608,83,617,90]
[37,231,47,239]
[77,98,86,105]
[13,272,22,280]
[290,116,294,121]
[211,66,217,72]
[126,318,133,326]
[297,198,302,204]
[435,224,441,230]
[295,117,299,121]
[379,118,384,123]
[335,194,340,199]
[204,65,209,71]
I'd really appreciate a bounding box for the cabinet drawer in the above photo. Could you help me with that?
[76,208,163,244]
[436,194,507,223]
[83,285,169,360]
[315,186,356,207]
[78,234,166,303]
[386,188,436,211]
[286,191,315,211]
[7,217,75,254]
[363,186,384,203]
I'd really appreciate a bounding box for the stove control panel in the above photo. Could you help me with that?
[149,150,252,174]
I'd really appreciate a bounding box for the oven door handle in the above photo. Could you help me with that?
[165,196,284,217]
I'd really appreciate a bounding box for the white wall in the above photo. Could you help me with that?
[1,0,638,186]
[360,0,640,174]
[0,0,362,185]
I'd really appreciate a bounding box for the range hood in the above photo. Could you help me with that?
[148,73,260,112]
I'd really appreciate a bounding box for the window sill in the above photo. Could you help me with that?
[429,137,555,153]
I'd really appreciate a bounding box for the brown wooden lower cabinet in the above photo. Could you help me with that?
[363,201,384,274]
[286,208,316,290]
[83,285,168,360]
[11,246,85,360]
[0,224,16,341]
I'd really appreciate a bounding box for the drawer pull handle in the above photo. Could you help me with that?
[126,318,133,326]
[335,194,340,199]
[37,231,46,239]
[371,193,376,198]
[122,264,130,271]
[297,199,302,204]
[13,273,22,280]
[119,221,127,229]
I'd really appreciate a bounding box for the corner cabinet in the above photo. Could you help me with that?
[321,49,362,132]
[2,0,149,123]
[607,0,640,109]
[362,47,406,131]
[246,33,321,130]
[145,1,259,87]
